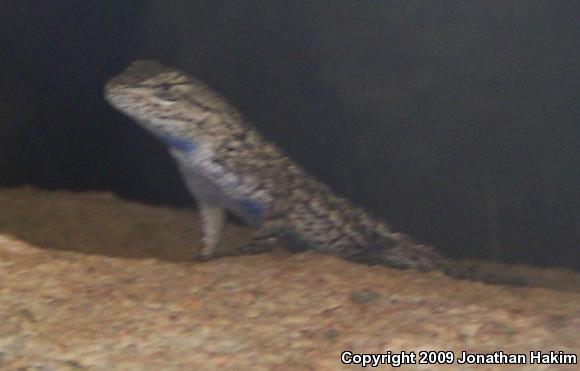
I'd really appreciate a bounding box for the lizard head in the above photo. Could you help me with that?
[104,60,241,141]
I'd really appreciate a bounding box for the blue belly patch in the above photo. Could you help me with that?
[159,134,197,153]
[239,198,265,222]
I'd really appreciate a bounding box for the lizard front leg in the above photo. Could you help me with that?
[171,152,229,260]
[196,201,226,260]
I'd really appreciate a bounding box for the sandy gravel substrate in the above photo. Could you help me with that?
[0,187,578,370]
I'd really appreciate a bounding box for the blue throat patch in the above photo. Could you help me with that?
[159,134,197,153]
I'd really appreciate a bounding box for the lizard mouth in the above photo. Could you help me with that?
[103,77,144,112]
[103,82,127,110]
[103,81,118,102]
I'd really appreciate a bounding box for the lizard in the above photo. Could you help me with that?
[104,60,527,285]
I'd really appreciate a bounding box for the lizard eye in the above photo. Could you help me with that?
[154,83,178,102]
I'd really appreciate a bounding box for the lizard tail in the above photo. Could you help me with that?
[438,259,530,287]
[348,235,446,272]
[350,233,529,286]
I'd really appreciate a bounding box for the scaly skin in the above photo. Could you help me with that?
[104,60,526,285]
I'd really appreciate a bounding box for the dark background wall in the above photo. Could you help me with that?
[1,1,578,268]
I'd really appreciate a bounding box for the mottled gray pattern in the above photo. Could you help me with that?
[104,60,526,284]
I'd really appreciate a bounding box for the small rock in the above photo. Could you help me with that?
[350,290,379,304]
